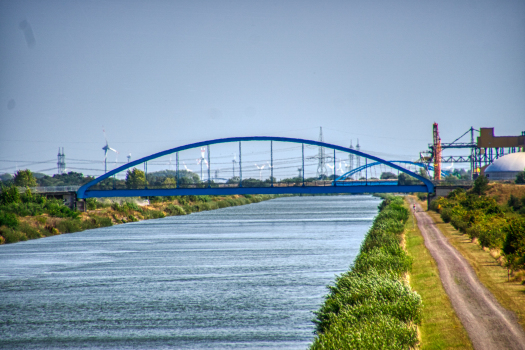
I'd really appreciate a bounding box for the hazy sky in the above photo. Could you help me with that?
[1,0,524,177]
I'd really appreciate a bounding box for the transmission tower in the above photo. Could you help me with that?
[57,147,66,174]
[315,127,330,178]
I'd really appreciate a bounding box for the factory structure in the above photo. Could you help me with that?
[423,124,525,180]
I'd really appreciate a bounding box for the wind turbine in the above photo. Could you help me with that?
[196,147,208,182]
[183,162,193,172]
[327,163,335,179]
[337,160,346,176]
[255,163,265,181]
[102,129,118,173]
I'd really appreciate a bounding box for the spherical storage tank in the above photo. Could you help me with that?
[484,152,525,180]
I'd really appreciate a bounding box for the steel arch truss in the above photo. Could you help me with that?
[334,160,447,182]
[77,137,434,199]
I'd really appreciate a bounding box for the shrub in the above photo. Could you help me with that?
[441,208,452,223]
[502,217,525,271]
[0,185,20,205]
[516,171,525,184]
[1,227,27,243]
[86,198,98,210]
[165,204,186,216]
[81,215,113,229]
[19,223,43,239]
[471,175,489,195]
[311,314,418,350]
[142,209,165,219]
[0,211,19,228]
[310,197,421,349]
[352,246,413,278]
[508,194,523,212]
[56,218,83,233]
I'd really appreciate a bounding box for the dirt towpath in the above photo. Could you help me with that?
[411,200,525,350]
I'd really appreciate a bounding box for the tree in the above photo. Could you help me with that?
[398,173,419,186]
[125,168,147,189]
[516,171,525,184]
[380,172,397,179]
[472,174,489,195]
[502,217,525,271]
[163,177,176,188]
[0,185,20,204]
[13,169,37,187]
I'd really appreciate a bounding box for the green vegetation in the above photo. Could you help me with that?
[0,180,276,245]
[125,168,147,189]
[310,196,422,350]
[13,169,37,187]
[0,170,94,187]
[516,171,525,184]
[429,175,525,274]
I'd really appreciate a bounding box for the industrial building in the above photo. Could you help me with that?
[484,153,525,181]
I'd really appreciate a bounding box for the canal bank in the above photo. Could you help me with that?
[0,194,276,244]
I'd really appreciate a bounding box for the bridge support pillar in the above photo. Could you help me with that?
[76,200,86,212]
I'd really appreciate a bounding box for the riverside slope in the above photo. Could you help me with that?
[412,200,525,350]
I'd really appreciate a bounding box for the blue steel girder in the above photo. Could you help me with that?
[335,160,446,181]
[77,136,435,198]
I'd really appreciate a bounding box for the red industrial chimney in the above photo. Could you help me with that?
[433,123,442,181]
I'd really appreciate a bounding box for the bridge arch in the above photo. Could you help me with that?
[77,136,434,199]
[335,160,446,181]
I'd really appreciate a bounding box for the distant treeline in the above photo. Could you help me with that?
[430,175,525,273]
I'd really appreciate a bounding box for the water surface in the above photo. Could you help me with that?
[0,195,380,349]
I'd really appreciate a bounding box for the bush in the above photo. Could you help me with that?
[502,217,525,271]
[311,314,418,350]
[0,211,19,228]
[1,227,27,243]
[165,204,186,216]
[314,271,421,333]
[471,175,489,195]
[441,208,452,223]
[310,197,421,349]
[352,246,413,278]
[56,218,83,233]
[516,171,525,184]
[81,215,113,229]
[0,185,20,205]
[19,222,43,239]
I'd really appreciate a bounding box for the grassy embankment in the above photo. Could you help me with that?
[421,187,525,331]
[309,195,422,349]
[405,196,473,349]
[0,192,275,244]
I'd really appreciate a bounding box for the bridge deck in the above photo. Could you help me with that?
[83,185,430,198]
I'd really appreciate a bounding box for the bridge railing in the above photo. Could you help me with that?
[431,180,473,186]
[17,186,81,193]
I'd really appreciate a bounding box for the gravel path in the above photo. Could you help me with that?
[412,200,525,350]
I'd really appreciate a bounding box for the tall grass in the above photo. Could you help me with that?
[310,196,421,350]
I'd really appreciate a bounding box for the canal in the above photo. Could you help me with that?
[0,195,380,349]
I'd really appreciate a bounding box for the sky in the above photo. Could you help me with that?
[1,0,524,178]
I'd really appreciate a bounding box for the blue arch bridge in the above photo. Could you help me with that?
[75,137,434,206]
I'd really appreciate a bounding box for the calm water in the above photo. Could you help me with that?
[0,195,380,349]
